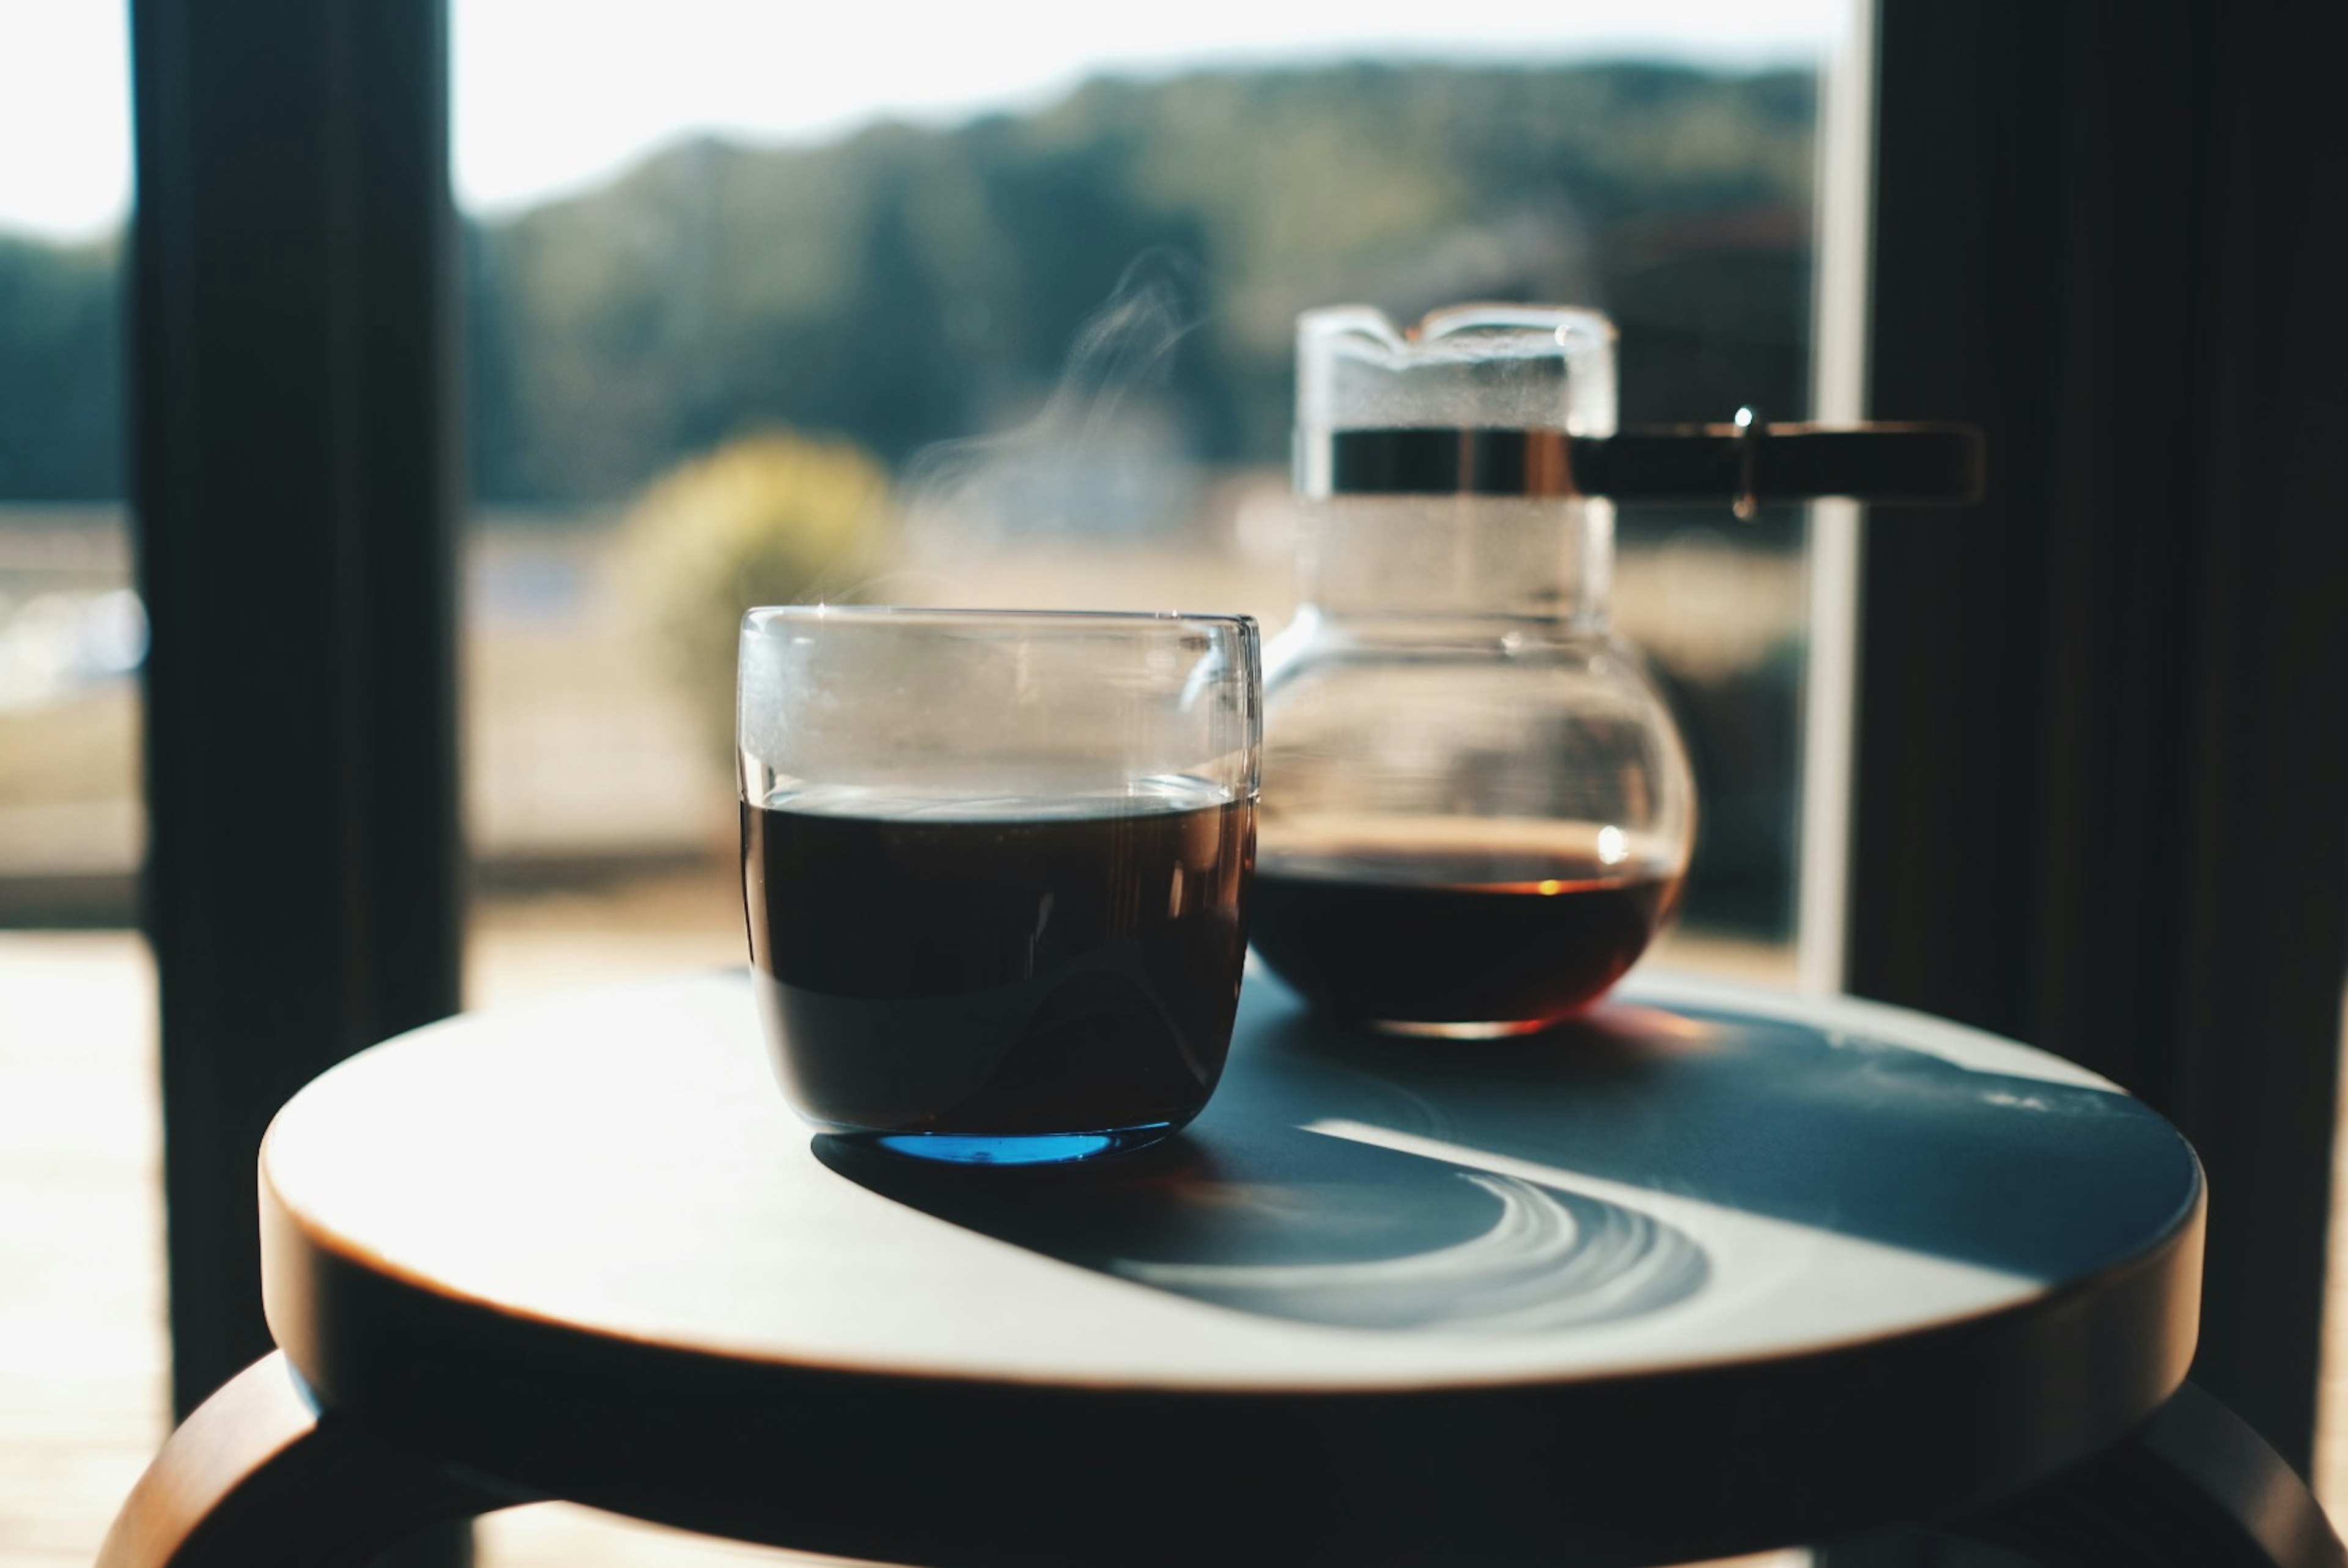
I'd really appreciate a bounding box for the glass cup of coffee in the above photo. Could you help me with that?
[739,606,1261,1165]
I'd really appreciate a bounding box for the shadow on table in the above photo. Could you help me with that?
[815,1012,1713,1334]
[1242,984,2200,1281]
[824,977,2204,1317]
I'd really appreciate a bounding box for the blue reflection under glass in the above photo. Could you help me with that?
[872,1128,1171,1165]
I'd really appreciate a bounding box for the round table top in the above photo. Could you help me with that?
[259,968,2202,1567]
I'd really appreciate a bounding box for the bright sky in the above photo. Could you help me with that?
[0,0,1840,239]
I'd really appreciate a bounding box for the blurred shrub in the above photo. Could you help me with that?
[622,428,890,759]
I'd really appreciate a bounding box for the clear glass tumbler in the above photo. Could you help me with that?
[739,607,1261,1165]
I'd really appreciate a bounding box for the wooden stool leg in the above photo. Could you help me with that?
[1837,1382,2347,1568]
[98,1353,520,1568]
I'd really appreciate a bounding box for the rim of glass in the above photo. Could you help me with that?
[743,605,1258,633]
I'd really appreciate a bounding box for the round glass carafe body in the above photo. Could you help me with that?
[1253,306,1696,1036]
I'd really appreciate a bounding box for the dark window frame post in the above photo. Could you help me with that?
[130,0,463,1427]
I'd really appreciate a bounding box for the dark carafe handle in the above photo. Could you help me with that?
[1316,419,1985,509]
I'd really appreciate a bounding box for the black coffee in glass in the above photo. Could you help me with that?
[744,787,1252,1159]
[736,608,1261,1165]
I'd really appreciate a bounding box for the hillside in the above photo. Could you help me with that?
[0,59,1815,506]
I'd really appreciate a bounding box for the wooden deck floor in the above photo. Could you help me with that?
[0,934,164,1568]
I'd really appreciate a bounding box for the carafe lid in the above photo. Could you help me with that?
[1295,304,1982,510]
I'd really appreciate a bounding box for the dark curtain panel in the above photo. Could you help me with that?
[1850,0,2348,1478]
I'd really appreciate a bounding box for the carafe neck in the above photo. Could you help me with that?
[1295,493,1611,630]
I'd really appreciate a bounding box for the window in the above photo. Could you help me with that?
[0,4,138,921]
[0,5,166,1564]
[456,3,1840,1024]
[452,4,1840,1562]
[21,7,2336,1564]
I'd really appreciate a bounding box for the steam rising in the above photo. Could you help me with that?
[904,249,1205,550]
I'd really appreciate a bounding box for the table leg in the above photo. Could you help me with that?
[98,1353,521,1568]
[1831,1382,2345,1568]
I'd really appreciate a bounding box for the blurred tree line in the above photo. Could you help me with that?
[0,60,1812,507]
[0,232,121,499]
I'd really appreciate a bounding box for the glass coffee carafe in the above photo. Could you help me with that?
[1250,305,1694,1036]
